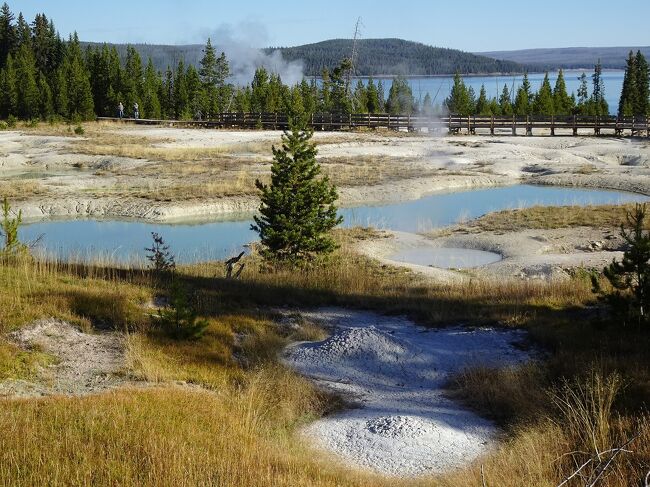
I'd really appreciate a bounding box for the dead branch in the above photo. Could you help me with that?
[556,459,592,487]
[480,464,487,487]
[585,432,640,487]
[225,251,245,279]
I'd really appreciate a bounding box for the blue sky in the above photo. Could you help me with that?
[16,0,650,51]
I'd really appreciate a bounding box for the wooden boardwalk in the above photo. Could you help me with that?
[97,113,650,137]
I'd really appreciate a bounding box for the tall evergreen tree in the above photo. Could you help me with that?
[514,73,532,115]
[634,50,649,116]
[198,38,219,117]
[366,77,380,113]
[15,44,39,119]
[353,79,368,113]
[376,79,385,112]
[445,73,472,115]
[0,3,15,69]
[387,76,415,115]
[142,58,161,119]
[553,69,573,115]
[499,84,513,115]
[252,126,342,264]
[577,72,590,115]
[62,34,94,120]
[475,84,490,115]
[251,66,269,112]
[0,51,17,117]
[591,60,608,116]
[533,72,554,115]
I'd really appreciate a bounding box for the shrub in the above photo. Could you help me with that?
[74,124,85,135]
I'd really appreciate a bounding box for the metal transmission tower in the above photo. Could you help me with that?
[345,16,363,96]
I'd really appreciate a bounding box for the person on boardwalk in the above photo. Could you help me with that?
[133,102,139,119]
[117,102,124,119]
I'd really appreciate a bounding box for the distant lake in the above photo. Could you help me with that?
[359,71,625,115]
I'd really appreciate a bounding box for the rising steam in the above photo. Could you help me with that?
[197,20,304,86]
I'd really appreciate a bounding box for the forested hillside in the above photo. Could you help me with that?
[83,38,530,77]
[267,38,530,76]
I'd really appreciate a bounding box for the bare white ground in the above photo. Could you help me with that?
[283,308,530,477]
[0,319,130,398]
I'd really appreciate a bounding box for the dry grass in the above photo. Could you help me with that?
[464,203,644,233]
[0,180,48,200]
[1,225,650,485]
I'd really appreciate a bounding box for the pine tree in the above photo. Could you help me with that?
[499,84,513,115]
[514,73,532,115]
[591,60,608,116]
[15,45,39,119]
[577,72,590,115]
[634,51,649,116]
[0,52,17,117]
[15,13,30,49]
[185,64,202,118]
[445,73,472,115]
[53,65,69,118]
[251,67,269,112]
[376,79,385,112]
[252,126,342,264]
[142,58,161,119]
[0,3,16,69]
[553,69,573,115]
[475,84,490,115]
[533,72,554,115]
[63,34,94,120]
[593,204,650,326]
[387,76,415,115]
[123,46,143,115]
[299,78,316,115]
[173,60,188,119]
[618,51,637,117]
[198,38,219,117]
[353,79,368,113]
[37,71,53,118]
[366,77,380,113]
[162,66,174,118]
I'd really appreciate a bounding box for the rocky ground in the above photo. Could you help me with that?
[2,124,649,221]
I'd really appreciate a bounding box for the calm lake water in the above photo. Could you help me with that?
[370,71,625,115]
[20,184,648,264]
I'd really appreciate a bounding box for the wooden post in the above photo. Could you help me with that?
[490,116,494,135]
[512,115,516,136]
[448,114,452,134]
[573,115,577,136]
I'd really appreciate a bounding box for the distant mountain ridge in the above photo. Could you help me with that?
[82,38,531,77]
[477,46,650,70]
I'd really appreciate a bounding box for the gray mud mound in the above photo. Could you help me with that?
[283,308,530,477]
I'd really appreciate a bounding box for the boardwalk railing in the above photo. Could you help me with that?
[97,113,650,136]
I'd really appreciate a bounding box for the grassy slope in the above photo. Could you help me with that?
[0,216,649,485]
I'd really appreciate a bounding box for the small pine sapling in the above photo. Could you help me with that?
[592,203,650,326]
[156,280,209,340]
[145,232,176,276]
[1,197,27,257]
